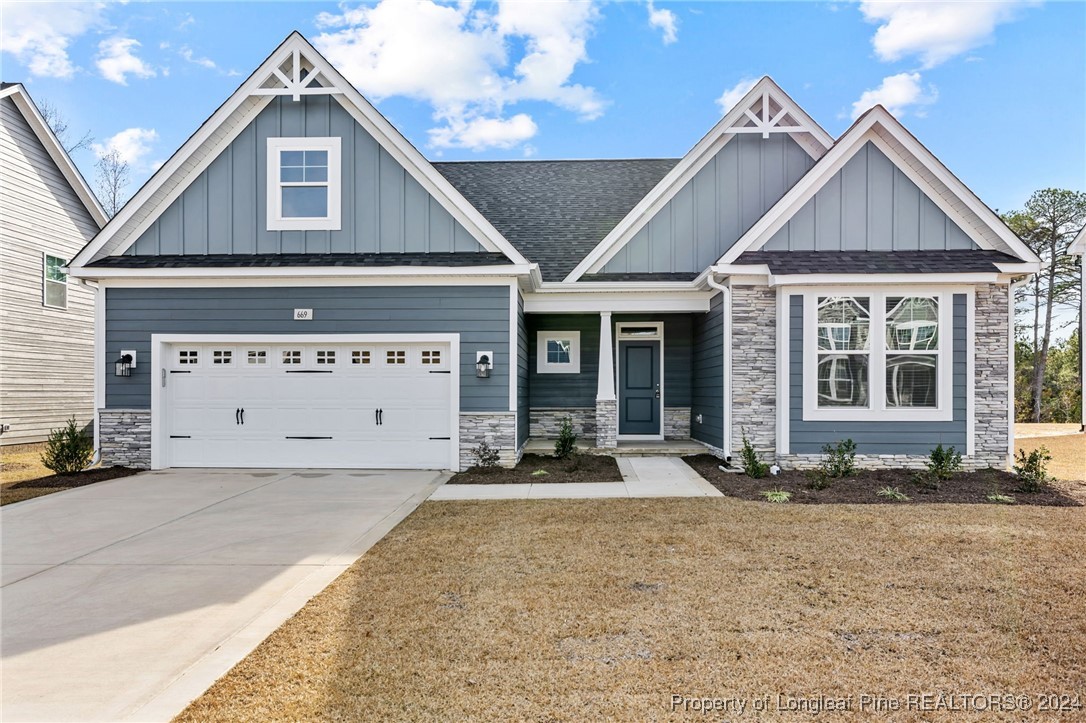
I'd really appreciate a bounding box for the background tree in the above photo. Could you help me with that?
[37,98,93,154]
[1002,188,1086,422]
[94,149,130,218]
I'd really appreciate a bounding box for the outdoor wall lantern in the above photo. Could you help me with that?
[475,351,493,378]
[115,350,136,377]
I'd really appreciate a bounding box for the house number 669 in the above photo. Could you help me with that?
[293,308,313,320]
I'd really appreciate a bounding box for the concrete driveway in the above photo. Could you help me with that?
[1,468,444,722]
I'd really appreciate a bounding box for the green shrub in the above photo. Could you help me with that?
[926,444,962,481]
[471,440,500,468]
[806,469,831,490]
[1012,447,1054,493]
[554,417,577,460]
[40,418,94,474]
[818,438,856,478]
[739,429,769,479]
[761,489,791,503]
[877,486,909,502]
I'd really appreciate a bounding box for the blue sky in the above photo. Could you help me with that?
[2,0,1083,215]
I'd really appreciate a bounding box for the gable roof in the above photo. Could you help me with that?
[563,77,834,282]
[68,32,527,273]
[1070,225,1086,255]
[718,105,1042,267]
[435,159,678,281]
[0,83,107,228]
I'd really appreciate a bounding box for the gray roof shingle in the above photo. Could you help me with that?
[435,159,678,281]
[735,250,1021,274]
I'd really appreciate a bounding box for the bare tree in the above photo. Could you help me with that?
[94,149,130,218]
[37,98,93,154]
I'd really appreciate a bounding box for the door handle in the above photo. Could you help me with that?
[375,409,379,426]
[235,408,240,425]
[378,408,383,425]
[655,384,661,399]
[240,408,245,425]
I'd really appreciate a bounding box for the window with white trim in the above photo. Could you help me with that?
[537,331,581,374]
[352,350,371,365]
[802,289,954,422]
[316,350,336,365]
[247,350,267,365]
[178,350,199,365]
[386,350,407,365]
[266,137,341,231]
[281,350,302,365]
[43,254,68,309]
[212,350,233,365]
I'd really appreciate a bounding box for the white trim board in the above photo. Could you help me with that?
[564,77,833,282]
[68,32,526,272]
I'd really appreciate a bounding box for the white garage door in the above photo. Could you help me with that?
[164,340,453,469]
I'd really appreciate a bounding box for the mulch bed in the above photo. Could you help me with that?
[684,455,1080,506]
[448,453,622,484]
[0,467,140,506]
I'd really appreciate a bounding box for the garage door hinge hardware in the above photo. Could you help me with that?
[429,436,450,440]
[285,370,333,373]
[170,370,191,373]
[285,436,333,440]
[429,370,451,374]
[169,435,191,439]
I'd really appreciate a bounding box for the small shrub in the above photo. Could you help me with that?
[818,438,857,478]
[1012,447,1054,493]
[911,470,940,491]
[987,492,1016,505]
[554,417,577,460]
[806,469,831,490]
[761,489,791,503]
[926,444,962,481]
[471,440,500,468]
[739,429,770,479]
[40,417,94,474]
[877,486,910,502]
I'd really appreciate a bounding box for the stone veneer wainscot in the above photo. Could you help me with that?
[99,409,152,469]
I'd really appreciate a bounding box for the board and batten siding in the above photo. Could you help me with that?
[764,142,977,252]
[691,293,725,450]
[104,286,511,412]
[516,292,529,447]
[129,94,485,257]
[601,134,815,274]
[788,293,967,454]
[0,96,99,444]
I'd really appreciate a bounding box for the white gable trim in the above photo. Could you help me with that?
[1070,225,1086,255]
[562,77,833,283]
[69,32,526,272]
[1,84,107,228]
[718,106,1041,267]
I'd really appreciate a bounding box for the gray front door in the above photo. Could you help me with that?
[619,340,660,436]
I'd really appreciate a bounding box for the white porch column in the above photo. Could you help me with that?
[595,312,617,448]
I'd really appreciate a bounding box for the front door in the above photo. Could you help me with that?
[618,340,660,436]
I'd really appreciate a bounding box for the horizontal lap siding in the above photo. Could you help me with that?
[691,293,724,448]
[104,286,510,411]
[788,293,967,454]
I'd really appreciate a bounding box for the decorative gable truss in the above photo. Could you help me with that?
[716,105,1041,270]
[564,77,833,282]
[68,32,528,275]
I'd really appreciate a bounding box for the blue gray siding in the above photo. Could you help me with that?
[105,286,510,411]
[517,292,529,447]
[765,142,977,252]
[788,293,967,454]
[691,293,724,449]
[527,314,693,409]
[601,134,815,273]
[130,95,484,256]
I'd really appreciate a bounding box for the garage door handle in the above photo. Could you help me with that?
[235,408,240,425]
[240,408,245,425]
[378,408,383,425]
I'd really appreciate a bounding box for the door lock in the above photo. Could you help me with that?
[655,384,661,399]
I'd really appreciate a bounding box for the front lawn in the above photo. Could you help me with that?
[177,498,1085,722]
[1,442,138,506]
[685,455,1080,506]
[448,452,621,484]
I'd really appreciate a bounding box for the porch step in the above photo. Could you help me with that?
[523,438,707,457]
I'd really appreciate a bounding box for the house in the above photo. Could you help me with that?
[1070,226,1085,431]
[1,83,108,445]
[66,33,1040,472]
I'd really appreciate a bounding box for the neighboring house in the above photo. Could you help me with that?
[67,33,1041,472]
[1070,226,1085,430]
[1,83,108,445]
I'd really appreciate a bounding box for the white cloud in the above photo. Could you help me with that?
[96,37,157,85]
[180,45,217,70]
[647,1,678,45]
[715,77,758,115]
[850,72,938,120]
[429,113,538,151]
[859,1,1033,69]
[0,1,105,78]
[314,0,605,151]
[92,127,159,167]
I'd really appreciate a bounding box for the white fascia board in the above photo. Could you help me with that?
[2,85,108,228]
[710,264,772,277]
[768,273,1002,286]
[523,291,713,313]
[1069,226,1086,255]
[70,264,533,281]
[534,280,702,293]
[563,77,832,283]
[994,262,1042,273]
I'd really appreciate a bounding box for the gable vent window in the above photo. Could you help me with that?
[267,137,341,231]
[43,254,68,309]
[212,350,233,365]
[352,350,371,365]
[316,350,336,364]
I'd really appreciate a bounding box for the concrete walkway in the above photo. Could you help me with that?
[430,456,721,500]
[1,468,444,722]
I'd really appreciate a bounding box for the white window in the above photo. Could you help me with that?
[281,350,302,365]
[316,350,336,364]
[386,350,407,366]
[212,350,233,365]
[247,350,267,365]
[266,137,341,231]
[178,350,199,365]
[421,349,442,365]
[537,331,581,374]
[43,254,67,309]
[802,288,954,422]
[352,350,371,365]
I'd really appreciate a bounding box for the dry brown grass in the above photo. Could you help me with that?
[178,498,1086,722]
[1015,432,1086,496]
[0,442,50,485]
